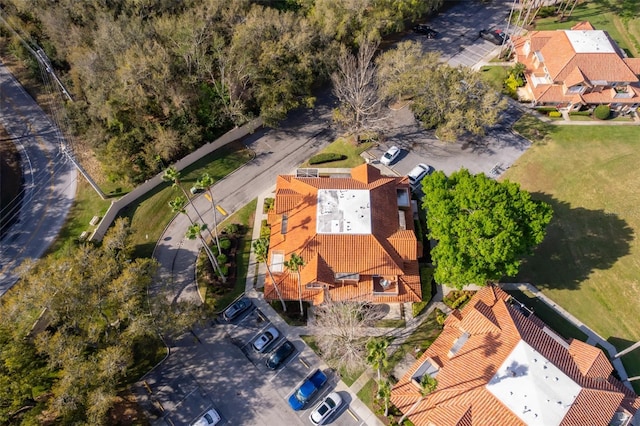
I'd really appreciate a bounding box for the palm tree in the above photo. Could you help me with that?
[366,337,389,382]
[195,173,221,255]
[398,374,438,424]
[169,196,224,282]
[376,379,392,417]
[284,253,305,315]
[164,167,225,282]
[252,237,286,312]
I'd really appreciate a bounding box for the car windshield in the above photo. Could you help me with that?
[383,152,393,159]
[317,404,329,415]
[326,398,336,409]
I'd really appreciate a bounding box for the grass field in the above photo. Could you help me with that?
[301,138,372,168]
[504,120,640,390]
[533,0,640,57]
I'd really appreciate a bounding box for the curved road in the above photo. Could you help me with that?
[0,60,77,294]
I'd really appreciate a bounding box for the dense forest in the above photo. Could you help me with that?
[0,0,442,183]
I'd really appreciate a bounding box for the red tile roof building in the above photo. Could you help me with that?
[391,286,640,426]
[263,164,422,305]
[513,22,640,113]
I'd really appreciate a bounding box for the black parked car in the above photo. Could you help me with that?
[479,29,508,45]
[266,340,296,369]
[413,24,438,39]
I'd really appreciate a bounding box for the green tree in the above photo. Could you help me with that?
[0,219,159,424]
[253,237,287,312]
[422,169,553,288]
[366,337,389,382]
[284,253,305,314]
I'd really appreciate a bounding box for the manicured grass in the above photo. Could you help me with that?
[357,378,377,409]
[505,289,588,342]
[412,266,434,317]
[119,142,254,258]
[479,65,509,92]
[504,120,640,391]
[387,308,443,373]
[532,0,640,57]
[300,138,373,168]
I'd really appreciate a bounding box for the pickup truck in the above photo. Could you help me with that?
[288,369,328,410]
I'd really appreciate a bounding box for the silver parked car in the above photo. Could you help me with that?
[252,326,280,352]
[407,163,433,191]
[380,146,401,166]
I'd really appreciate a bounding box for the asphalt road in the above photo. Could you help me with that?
[0,60,77,294]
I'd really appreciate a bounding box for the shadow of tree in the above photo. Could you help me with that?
[516,193,634,291]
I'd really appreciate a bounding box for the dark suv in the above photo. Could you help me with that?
[266,340,296,370]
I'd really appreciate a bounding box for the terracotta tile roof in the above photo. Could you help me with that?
[571,21,595,31]
[514,23,640,106]
[391,286,640,425]
[264,164,421,305]
[624,58,640,75]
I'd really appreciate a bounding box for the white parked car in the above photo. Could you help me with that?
[380,146,401,166]
[192,408,221,426]
[309,392,343,425]
[252,326,280,352]
[407,163,433,191]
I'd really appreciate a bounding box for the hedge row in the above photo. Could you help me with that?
[309,153,347,165]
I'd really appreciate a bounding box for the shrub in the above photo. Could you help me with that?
[217,253,228,264]
[569,110,591,116]
[224,223,240,235]
[535,107,558,113]
[219,238,232,251]
[443,290,475,309]
[536,5,556,18]
[548,111,562,118]
[435,308,447,326]
[217,264,229,277]
[309,153,347,165]
[594,105,610,120]
[260,219,271,238]
[263,197,275,213]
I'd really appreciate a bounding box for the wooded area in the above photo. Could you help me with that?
[0,0,442,184]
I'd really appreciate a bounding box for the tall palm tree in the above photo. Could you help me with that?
[194,173,221,255]
[164,167,225,282]
[366,337,389,382]
[169,196,224,282]
[398,374,438,424]
[252,237,286,312]
[284,253,305,315]
[377,379,392,417]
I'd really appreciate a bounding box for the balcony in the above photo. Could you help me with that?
[373,276,398,296]
[612,86,633,98]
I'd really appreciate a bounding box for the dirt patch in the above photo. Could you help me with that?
[107,392,149,425]
[0,124,23,236]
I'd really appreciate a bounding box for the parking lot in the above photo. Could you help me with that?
[135,299,364,426]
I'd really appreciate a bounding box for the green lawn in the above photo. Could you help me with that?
[119,142,254,258]
[356,378,378,410]
[301,138,373,168]
[532,0,640,57]
[504,120,640,391]
[479,65,509,92]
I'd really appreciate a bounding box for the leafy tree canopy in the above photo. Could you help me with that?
[422,169,553,288]
[0,218,164,425]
